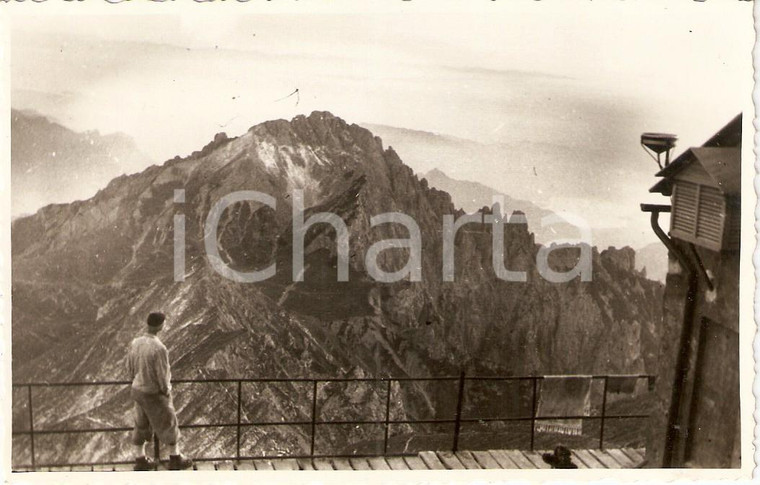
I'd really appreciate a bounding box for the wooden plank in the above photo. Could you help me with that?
[568,451,589,469]
[253,459,275,470]
[620,448,645,468]
[216,461,235,471]
[367,457,391,470]
[296,458,316,470]
[273,458,299,471]
[573,450,605,468]
[436,451,465,470]
[471,451,501,469]
[521,451,551,469]
[606,449,636,468]
[331,458,353,470]
[621,447,645,464]
[454,451,482,469]
[70,465,94,471]
[236,461,256,471]
[312,459,334,471]
[418,451,446,470]
[349,457,372,470]
[112,464,135,472]
[588,449,622,469]
[194,461,216,471]
[386,456,410,470]
[503,450,536,469]
[403,456,427,470]
[488,450,517,469]
[92,464,116,472]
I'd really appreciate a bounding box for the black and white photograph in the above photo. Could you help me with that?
[2,1,756,480]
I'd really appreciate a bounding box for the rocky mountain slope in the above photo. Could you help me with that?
[11,109,152,217]
[12,112,663,465]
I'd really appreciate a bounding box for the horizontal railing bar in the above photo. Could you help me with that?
[12,413,649,436]
[11,374,655,388]
[191,452,420,462]
[13,420,434,435]
[11,378,453,387]
[13,381,132,388]
[590,414,650,419]
[19,452,422,469]
[13,427,133,435]
[31,460,136,468]
[465,374,652,381]
[458,415,650,423]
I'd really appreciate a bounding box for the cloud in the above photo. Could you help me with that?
[9,9,751,250]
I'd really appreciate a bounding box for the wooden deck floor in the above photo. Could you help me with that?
[21,448,645,471]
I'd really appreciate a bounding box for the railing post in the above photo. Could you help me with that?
[452,371,466,452]
[530,377,537,451]
[27,385,35,471]
[153,434,160,465]
[599,376,609,450]
[383,379,392,455]
[310,380,318,457]
[236,380,242,460]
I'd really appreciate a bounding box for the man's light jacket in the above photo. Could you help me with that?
[127,334,172,395]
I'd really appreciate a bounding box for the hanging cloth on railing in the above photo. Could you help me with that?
[535,375,592,436]
[607,375,638,394]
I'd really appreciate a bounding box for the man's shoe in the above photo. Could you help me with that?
[133,456,155,471]
[168,454,193,470]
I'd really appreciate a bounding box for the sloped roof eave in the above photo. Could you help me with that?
[691,146,741,195]
[649,178,672,195]
[649,147,740,196]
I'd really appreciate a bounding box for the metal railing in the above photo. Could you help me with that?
[12,373,654,470]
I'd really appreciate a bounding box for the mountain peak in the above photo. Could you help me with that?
[306,110,340,122]
[247,110,354,139]
[424,168,448,178]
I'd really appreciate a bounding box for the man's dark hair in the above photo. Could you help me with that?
[147,312,166,327]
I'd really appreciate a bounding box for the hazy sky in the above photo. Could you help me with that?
[8,2,754,247]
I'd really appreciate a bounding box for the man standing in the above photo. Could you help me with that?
[127,312,193,471]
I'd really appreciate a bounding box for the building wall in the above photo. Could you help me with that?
[646,251,689,467]
[645,238,740,468]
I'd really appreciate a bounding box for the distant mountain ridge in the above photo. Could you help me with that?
[359,122,588,202]
[634,242,668,283]
[361,122,658,250]
[12,111,664,464]
[422,168,668,282]
[422,168,574,245]
[11,108,152,216]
